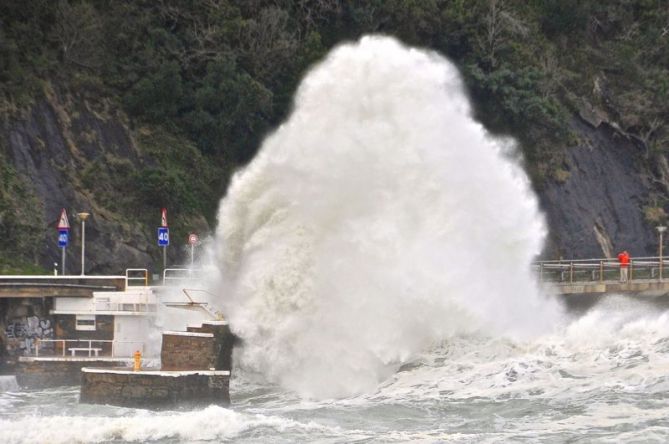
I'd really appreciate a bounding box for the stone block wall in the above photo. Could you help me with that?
[160,332,216,370]
[78,321,234,409]
[80,369,230,408]
[186,321,234,371]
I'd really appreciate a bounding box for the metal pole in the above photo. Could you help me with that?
[163,246,167,273]
[661,230,664,281]
[658,226,667,282]
[539,263,543,282]
[569,262,574,283]
[77,212,90,276]
[61,247,66,275]
[191,244,195,268]
[81,218,86,276]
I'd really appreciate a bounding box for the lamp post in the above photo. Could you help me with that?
[78,212,90,276]
[658,225,667,281]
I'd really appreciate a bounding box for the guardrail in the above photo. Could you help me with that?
[535,256,669,284]
[34,339,146,358]
[162,268,202,285]
[94,292,157,313]
[125,268,148,288]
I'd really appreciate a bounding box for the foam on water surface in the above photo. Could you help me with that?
[0,376,18,393]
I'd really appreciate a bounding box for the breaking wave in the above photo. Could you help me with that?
[209,36,564,398]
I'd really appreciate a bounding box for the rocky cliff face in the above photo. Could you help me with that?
[1,87,664,272]
[540,118,660,260]
[2,87,172,274]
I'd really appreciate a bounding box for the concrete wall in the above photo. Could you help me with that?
[80,369,230,408]
[53,297,94,312]
[0,298,54,364]
[16,358,127,387]
[114,316,153,357]
[55,314,114,341]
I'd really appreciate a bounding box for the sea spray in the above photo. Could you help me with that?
[209,36,564,398]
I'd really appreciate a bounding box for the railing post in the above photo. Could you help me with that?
[599,260,604,283]
[540,263,544,283]
[630,261,634,282]
[35,338,39,357]
[569,262,574,284]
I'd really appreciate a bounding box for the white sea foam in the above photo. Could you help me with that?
[207,35,565,398]
[0,376,18,393]
[369,295,669,405]
[0,405,331,444]
[2,298,669,442]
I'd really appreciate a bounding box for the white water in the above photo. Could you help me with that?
[3,295,669,442]
[0,376,18,392]
[209,36,564,399]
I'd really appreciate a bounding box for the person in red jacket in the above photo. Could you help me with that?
[618,250,630,282]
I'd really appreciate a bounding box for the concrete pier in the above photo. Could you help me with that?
[79,320,234,408]
[16,357,130,387]
[80,368,230,408]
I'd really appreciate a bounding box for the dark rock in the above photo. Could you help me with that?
[540,118,656,259]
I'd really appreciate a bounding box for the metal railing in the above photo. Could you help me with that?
[535,256,669,284]
[34,339,146,358]
[125,268,148,288]
[162,268,202,285]
[94,294,157,313]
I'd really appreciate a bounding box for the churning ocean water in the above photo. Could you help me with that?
[4,301,669,444]
[3,37,667,442]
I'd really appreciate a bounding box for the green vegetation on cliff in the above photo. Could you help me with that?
[1,0,669,269]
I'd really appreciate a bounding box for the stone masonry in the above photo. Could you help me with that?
[160,332,216,371]
[80,368,230,408]
[79,320,234,408]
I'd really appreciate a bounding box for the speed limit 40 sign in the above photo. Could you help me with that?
[157,227,169,246]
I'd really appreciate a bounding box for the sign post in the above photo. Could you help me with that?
[57,209,70,275]
[158,208,169,272]
[188,233,199,268]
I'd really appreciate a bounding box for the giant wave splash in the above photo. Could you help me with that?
[209,36,564,398]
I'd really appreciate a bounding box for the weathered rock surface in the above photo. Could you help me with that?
[1,88,664,268]
[2,88,181,274]
[540,118,658,259]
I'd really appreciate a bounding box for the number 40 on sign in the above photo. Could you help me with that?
[157,227,169,246]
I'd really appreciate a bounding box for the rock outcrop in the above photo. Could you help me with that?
[540,118,658,259]
[1,86,197,274]
[1,86,665,269]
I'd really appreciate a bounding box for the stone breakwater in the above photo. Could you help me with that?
[79,321,234,408]
[161,321,234,371]
[16,358,127,387]
[80,368,230,408]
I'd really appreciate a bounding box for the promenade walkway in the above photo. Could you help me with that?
[536,256,669,295]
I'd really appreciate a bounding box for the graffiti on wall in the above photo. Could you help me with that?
[4,316,54,355]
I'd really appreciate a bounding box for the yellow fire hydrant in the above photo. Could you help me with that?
[133,350,142,371]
